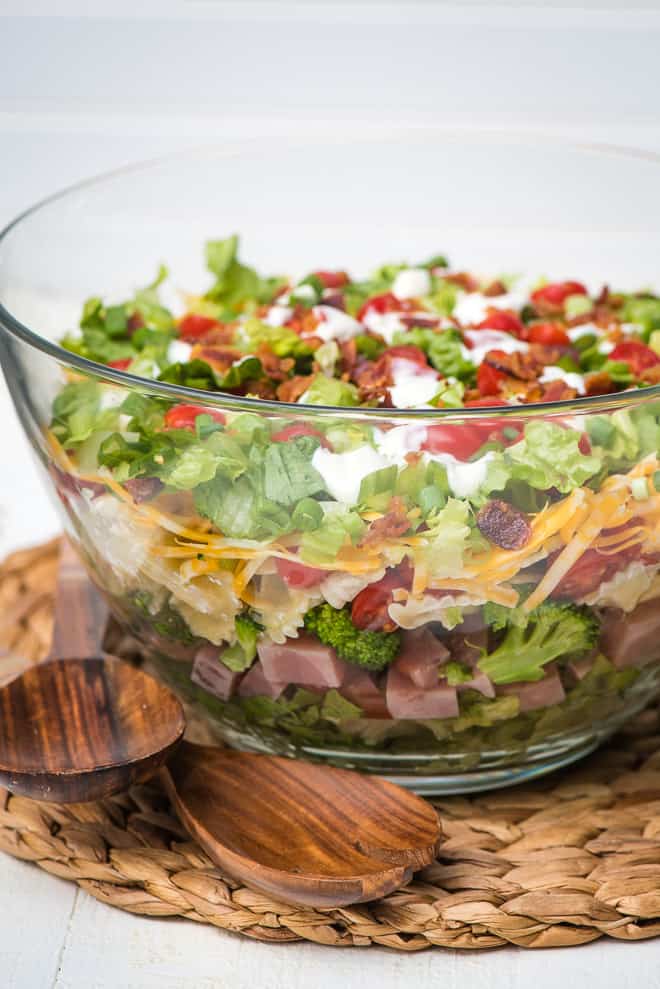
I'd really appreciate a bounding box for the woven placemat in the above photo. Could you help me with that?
[3,540,660,951]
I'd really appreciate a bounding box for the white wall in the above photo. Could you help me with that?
[1,1,660,219]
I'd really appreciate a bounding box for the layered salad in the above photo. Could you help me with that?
[48,237,660,770]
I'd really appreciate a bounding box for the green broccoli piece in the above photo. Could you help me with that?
[478,601,599,685]
[304,603,400,671]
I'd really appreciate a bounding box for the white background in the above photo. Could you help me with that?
[2,2,660,986]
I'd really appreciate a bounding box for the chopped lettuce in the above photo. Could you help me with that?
[205,235,284,314]
[501,421,601,494]
[393,327,475,381]
[220,614,261,672]
[301,374,360,407]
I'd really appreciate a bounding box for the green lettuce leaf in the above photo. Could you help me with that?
[301,374,359,407]
[503,421,601,493]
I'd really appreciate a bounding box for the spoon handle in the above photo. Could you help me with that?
[48,539,109,660]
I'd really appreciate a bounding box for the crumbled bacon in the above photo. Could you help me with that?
[539,379,578,403]
[191,345,243,373]
[276,374,314,403]
[198,323,236,346]
[352,355,393,403]
[640,364,660,385]
[360,497,411,548]
[443,272,479,292]
[482,279,508,297]
[255,343,295,382]
[484,350,543,381]
[584,371,614,396]
[399,314,441,329]
[338,338,358,374]
[476,499,531,550]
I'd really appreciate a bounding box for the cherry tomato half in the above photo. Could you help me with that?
[163,405,225,431]
[475,309,525,338]
[356,292,401,323]
[314,270,350,289]
[528,322,571,346]
[271,423,332,449]
[276,558,326,589]
[107,358,132,370]
[476,361,506,397]
[609,341,660,376]
[178,313,221,342]
[531,281,587,309]
[421,424,494,460]
[351,562,413,632]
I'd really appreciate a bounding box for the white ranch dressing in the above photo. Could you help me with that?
[452,289,528,327]
[539,365,586,394]
[388,358,441,409]
[263,305,293,327]
[461,328,529,366]
[425,451,495,498]
[391,267,431,300]
[311,445,389,504]
[166,339,193,364]
[308,305,362,343]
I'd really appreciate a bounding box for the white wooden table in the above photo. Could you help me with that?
[2,3,660,986]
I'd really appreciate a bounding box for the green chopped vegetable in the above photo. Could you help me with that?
[304,603,400,671]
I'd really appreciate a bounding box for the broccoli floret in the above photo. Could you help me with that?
[304,603,400,671]
[478,601,599,685]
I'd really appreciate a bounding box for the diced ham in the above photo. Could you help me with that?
[191,644,240,701]
[238,661,287,700]
[565,652,597,685]
[600,599,660,669]
[386,666,459,719]
[341,668,389,718]
[395,628,450,688]
[257,633,348,689]
[447,627,488,667]
[496,666,565,712]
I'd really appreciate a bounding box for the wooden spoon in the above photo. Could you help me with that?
[0,540,186,802]
[0,541,441,906]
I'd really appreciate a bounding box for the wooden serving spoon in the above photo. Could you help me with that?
[0,541,441,906]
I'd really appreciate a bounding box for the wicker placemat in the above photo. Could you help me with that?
[3,540,660,951]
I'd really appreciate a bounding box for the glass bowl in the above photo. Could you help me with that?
[2,134,660,795]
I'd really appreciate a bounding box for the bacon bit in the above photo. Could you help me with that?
[360,497,411,548]
[399,314,441,329]
[484,350,543,381]
[338,338,358,374]
[245,378,278,400]
[476,499,532,550]
[255,343,295,382]
[123,477,164,504]
[286,306,320,337]
[443,272,480,292]
[198,322,236,346]
[276,374,314,403]
[584,371,614,396]
[322,291,346,311]
[191,344,243,373]
[640,364,660,385]
[539,379,578,403]
[482,279,508,298]
[352,355,393,403]
[528,343,573,366]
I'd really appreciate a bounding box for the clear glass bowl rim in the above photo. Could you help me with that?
[2,129,660,422]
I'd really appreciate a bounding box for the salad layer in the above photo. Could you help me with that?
[47,238,660,768]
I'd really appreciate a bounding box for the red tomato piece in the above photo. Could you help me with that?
[351,562,413,632]
[578,433,592,455]
[475,309,525,338]
[421,423,491,460]
[464,397,509,408]
[107,358,132,370]
[163,405,225,431]
[178,313,221,341]
[609,341,660,376]
[356,292,401,322]
[275,558,326,589]
[271,423,332,449]
[383,345,430,367]
[531,281,587,308]
[314,270,350,289]
[528,322,571,346]
[477,360,506,397]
